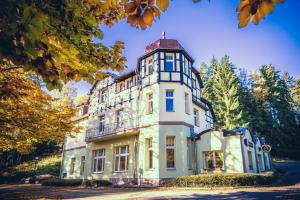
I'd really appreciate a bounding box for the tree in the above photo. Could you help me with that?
[0,61,78,154]
[251,65,300,158]
[202,56,244,129]
[0,0,126,89]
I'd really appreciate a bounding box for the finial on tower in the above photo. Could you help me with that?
[162,31,166,39]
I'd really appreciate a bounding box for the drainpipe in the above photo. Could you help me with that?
[193,137,198,174]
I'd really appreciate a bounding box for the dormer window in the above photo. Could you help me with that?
[165,53,174,71]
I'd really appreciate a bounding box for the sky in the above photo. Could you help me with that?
[75,0,300,96]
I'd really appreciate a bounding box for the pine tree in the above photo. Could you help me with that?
[202,56,244,130]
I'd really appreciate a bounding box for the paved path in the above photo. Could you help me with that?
[0,161,299,200]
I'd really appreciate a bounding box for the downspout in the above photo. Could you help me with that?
[193,137,198,174]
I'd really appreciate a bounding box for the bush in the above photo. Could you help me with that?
[83,179,112,187]
[0,155,61,184]
[161,172,276,187]
[41,178,82,187]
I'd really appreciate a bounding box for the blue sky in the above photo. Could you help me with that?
[76,0,300,95]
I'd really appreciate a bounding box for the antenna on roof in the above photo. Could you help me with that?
[162,31,166,39]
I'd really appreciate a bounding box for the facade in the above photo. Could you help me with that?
[61,37,271,185]
[196,128,271,174]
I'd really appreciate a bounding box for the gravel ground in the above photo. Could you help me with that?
[0,161,299,200]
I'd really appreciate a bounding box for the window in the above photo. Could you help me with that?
[248,150,254,170]
[70,157,76,175]
[114,145,129,172]
[127,79,132,89]
[80,156,85,175]
[187,138,192,169]
[146,138,153,169]
[194,109,199,127]
[205,111,214,128]
[93,149,105,173]
[166,90,174,112]
[148,58,154,74]
[99,115,105,133]
[203,151,224,170]
[166,136,175,169]
[101,89,107,103]
[165,53,174,71]
[116,110,123,128]
[185,93,190,114]
[147,93,153,114]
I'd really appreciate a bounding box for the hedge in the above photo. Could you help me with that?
[41,178,112,187]
[41,178,83,187]
[161,172,276,187]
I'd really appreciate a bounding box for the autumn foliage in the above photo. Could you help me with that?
[0,61,78,154]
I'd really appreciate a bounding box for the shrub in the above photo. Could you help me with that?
[41,178,82,187]
[83,179,112,187]
[161,172,276,187]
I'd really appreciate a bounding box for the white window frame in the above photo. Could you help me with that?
[147,93,153,114]
[114,145,129,172]
[99,115,105,133]
[166,136,176,169]
[101,89,107,103]
[166,90,174,112]
[70,157,76,175]
[80,156,85,175]
[194,109,199,127]
[146,138,153,169]
[203,151,224,170]
[93,149,105,173]
[185,92,190,114]
[165,53,174,71]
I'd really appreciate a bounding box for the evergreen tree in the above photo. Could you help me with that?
[202,56,244,130]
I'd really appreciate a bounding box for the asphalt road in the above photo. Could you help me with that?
[0,161,299,200]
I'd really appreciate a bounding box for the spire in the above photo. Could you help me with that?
[162,31,166,39]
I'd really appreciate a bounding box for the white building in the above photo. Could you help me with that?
[61,37,271,185]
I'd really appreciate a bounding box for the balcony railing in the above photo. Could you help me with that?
[86,120,138,141]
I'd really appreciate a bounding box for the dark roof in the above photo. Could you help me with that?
[223,127,248,137]
[195,128,215,140]
[115,70,136,82]
[145,39,184,53]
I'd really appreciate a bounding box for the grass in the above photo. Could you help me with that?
[0,154,61,184]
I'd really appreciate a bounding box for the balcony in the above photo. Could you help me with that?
[86,120,139,142]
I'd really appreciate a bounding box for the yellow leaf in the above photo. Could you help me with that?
[237,0,250,12]
[260,1,275,14]
[156,0,169,12]
[238,5,251,28]
[142,8,154,25]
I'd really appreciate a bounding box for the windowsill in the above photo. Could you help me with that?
[114,170,128,173]
[185,112,190,115]
[166,110,175,112]
[92,171,104,174]
[145,168,155,171]
[166,168,176,171]
[146,112,153,115]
